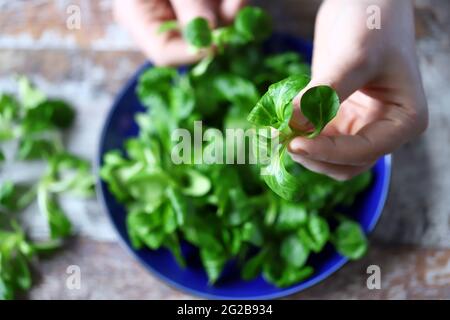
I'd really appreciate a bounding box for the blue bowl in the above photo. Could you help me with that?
[96,34,391,299]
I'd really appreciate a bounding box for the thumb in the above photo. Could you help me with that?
[220,0,247,23]
[170,0,218,27]
[290,55,375,132]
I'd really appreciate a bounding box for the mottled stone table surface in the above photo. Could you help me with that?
[0,0,449,299]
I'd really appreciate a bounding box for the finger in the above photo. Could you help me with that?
[114,0,205,65]
[289,153,374,182]
[141,30,207,66]
[114,0,175,25]
[289,112,415,166]
[152,37,207,66]
[310,0,380,103]
[290,64,376,132]
[290,45,378,132]
[290,92,315,132]
[220,0,247,23]
[170,0,218,27]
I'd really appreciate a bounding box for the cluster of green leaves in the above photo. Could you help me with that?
[248,78,340,201]
[0,78,94,299]
[0,222,34,300]
[101,6,371,287]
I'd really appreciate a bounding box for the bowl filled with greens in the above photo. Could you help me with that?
[97,7,391,299]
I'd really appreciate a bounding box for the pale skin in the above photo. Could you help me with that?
[115,0,428,181]
[288,0,428,181]
[113,0,246,66]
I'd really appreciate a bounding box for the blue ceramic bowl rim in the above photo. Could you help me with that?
[95,37,392,300]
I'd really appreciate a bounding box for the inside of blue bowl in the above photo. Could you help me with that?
[97,34,391,299]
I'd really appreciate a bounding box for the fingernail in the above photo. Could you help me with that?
[288,141,309,156]
[295,148,309,156]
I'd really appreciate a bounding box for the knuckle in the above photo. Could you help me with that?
[405,104,429,136]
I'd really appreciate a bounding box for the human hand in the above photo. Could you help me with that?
[114,0,245,66]
[288,0,428,181]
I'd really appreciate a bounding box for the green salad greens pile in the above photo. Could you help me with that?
[101,6,371,287]
[0,78,94,299]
